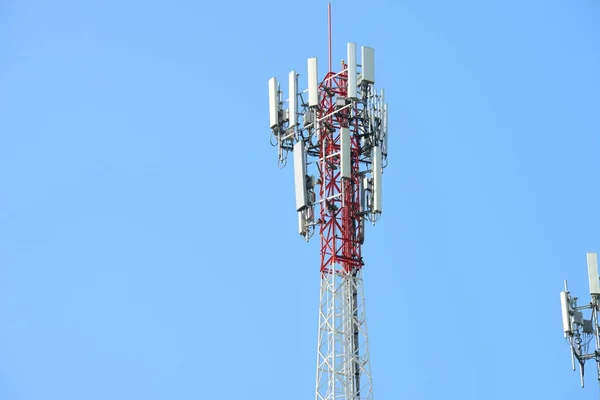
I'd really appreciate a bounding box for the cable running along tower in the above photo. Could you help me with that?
[268,6,388,399]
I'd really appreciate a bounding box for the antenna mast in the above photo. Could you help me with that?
[328,3,332,73]
[268,5,389,399]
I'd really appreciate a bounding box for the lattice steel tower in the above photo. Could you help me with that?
[268,7,388,399]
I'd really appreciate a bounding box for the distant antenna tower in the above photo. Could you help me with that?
[268,4,388,400]
[560,252,600,388]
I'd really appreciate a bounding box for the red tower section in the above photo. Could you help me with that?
[318,68,363,276]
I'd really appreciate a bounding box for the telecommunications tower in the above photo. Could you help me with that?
[268,5,388,399]
[560,252,600,389]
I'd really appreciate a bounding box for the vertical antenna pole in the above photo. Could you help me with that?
[593,300,600,384]
[328,3,332,73]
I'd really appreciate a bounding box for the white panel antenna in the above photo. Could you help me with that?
[372,145,382,213]
[293,141,308,211]
[347,42,357,99]
[340,127,351,179]
[268,77,279,129]
[359,178,366,244]
[587,252,600,295]
[360,177,368,213]
[378,89,385,143]
[361,46,375,84]
[308,57,319,107]
[560,290,572,337]
[383,103,388,155]
[289,71,297,128]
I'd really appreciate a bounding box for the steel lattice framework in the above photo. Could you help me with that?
[269,35,387,400]
[315,70,373,400]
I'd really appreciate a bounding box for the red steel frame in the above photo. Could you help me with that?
[318,66,363,276]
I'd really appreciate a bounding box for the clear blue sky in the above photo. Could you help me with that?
[1,1,599,399]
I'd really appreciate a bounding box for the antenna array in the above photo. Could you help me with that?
[560,252,600,388]
[268,45,388,241]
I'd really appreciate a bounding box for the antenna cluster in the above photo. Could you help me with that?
[268,32,388,399]
[268,43,388,241]
[560,252,600,387]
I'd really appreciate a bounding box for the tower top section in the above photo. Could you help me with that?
[267,40,388,242]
